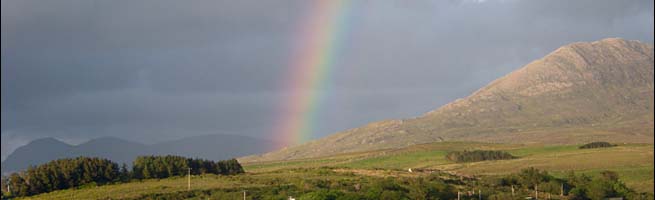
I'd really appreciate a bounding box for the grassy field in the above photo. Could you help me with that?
[244,142,654,193]
[242,142,523,172]
[17,168,370,200]
[16,142,654,199]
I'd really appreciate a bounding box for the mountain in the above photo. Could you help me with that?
[151,134,277,161]
[2,134,275,173]
[75,137,153,165]
[242,38,654,162]
[1,138,75,173]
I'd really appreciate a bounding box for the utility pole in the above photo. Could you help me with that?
[188,168,191,191]
[511,185,515,197]
[560,183,564,197]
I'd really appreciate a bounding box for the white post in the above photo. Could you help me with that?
[511,185,515,197]
[243,190,246,200]
[457,191,460,200]
[188,168,191,191]
[560,183,564,197]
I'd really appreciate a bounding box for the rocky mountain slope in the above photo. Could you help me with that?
[243,38,654,162]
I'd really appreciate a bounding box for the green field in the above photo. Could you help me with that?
[15,142,654,199]
[244,142,654,193]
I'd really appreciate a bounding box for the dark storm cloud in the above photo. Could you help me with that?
[2,0,653,159]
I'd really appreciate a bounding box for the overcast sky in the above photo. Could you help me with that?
[2,0,653,160]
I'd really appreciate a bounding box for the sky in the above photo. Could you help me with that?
[2,0,653,161]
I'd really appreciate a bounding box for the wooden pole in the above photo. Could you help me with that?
[243,190,246,200]
[511,185,515,197]
[457,191,460,200]
[187,168,191,191]
[560,183,564,197]
[535,185,538,200]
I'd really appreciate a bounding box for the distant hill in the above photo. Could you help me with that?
[1,134,275,173]
[151,134,278,161]
[75,137,153,165]
[243,38,654,162]
[1,138,76,174]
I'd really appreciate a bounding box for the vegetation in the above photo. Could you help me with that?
[482,168,653,200]
[445,150,517,163]
[2,142,652,199]
[11,166,653,200]
[117,172,459,200]
[0,157,120,197]
[579,142,616,149]
[244,142,654,194]
[132,156,243,179]
[1,156,244,198]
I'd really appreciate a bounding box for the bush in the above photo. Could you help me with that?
[566,170,638,200]
[298,190,343,200]
[579,142,616,149]
[517,167,553,188]
[446,150,517,163]
[407,177,456,200]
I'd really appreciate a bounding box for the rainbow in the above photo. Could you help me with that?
[275,0,354,148]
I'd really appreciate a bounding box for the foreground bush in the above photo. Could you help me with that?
[446,150,517,163]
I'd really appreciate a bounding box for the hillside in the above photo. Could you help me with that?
[1,134,275,173]
[243,38,654,162]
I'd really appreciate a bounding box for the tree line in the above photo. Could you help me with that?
[131,155,244,179]
[445,150,517,163]
[1,156,244,198]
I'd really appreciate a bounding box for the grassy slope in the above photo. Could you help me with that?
[244,142,654,193]
[19,142,654,199]
[18,169,365,200]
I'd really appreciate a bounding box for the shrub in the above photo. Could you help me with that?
[579,142,616,149]
[445,150,517,163]
[298,189,343,200]
[566,170,637,200]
